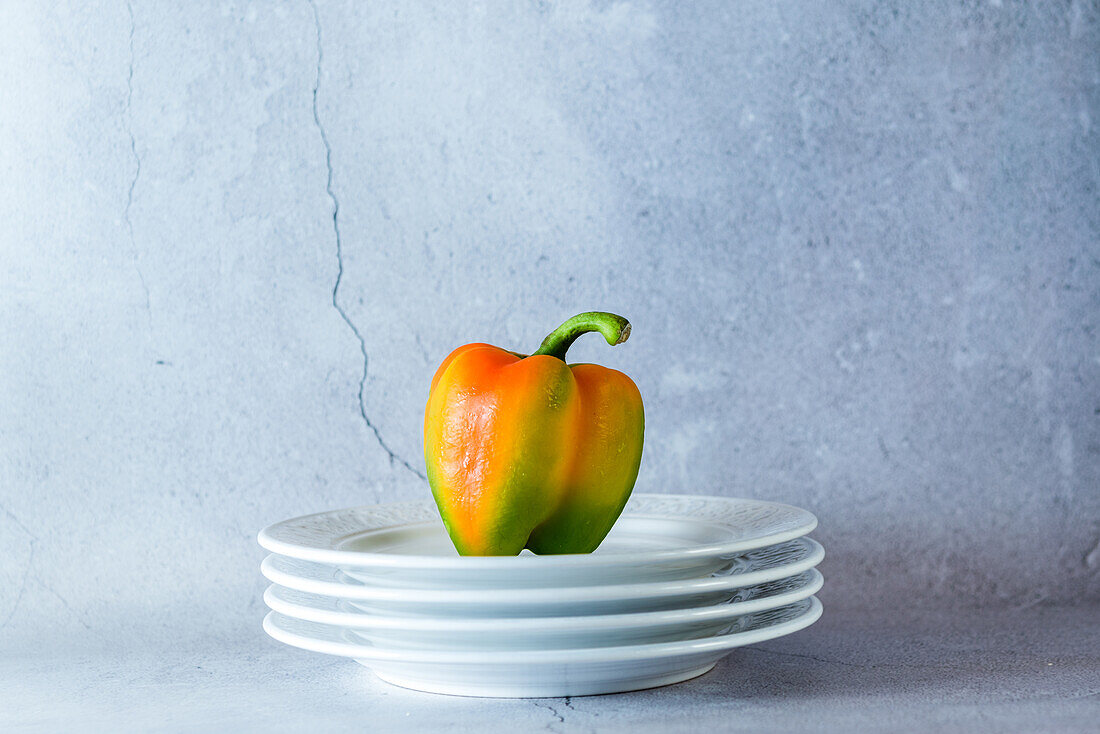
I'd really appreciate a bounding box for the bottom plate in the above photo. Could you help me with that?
[263,597,822,697]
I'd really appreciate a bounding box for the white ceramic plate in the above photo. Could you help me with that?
[263,597,822,697]
[260,537,823,617]
[264,569,823,650]
[258,494,817,588]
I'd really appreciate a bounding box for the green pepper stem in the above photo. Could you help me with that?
[532,312,632,360]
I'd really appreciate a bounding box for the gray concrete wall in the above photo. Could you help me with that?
[1,0,1097,644]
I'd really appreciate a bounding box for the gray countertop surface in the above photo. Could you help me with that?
[5,604,1096,733]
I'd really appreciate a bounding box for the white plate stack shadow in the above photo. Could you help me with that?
[258,493,824,697]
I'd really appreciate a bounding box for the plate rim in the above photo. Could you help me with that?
[263,568,824,632]
[259,538,824,604]
[258,493,818,569]
[262,597,822,664]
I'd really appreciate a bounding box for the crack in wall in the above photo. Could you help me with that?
[0,503,91,631]
[0,543,34,630]
[125,1,151,318]
[307,0,426,482]
[0,502,38,541]
[33,573,94,631]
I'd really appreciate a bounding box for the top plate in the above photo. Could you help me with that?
[258,494,817,588]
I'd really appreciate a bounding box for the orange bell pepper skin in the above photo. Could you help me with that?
[424,312,644,556]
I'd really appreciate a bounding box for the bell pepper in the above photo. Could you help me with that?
[424,311,645,556]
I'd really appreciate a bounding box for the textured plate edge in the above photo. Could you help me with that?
[258,494,818,569]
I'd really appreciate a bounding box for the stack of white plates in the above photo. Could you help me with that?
[259,494,824,697]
